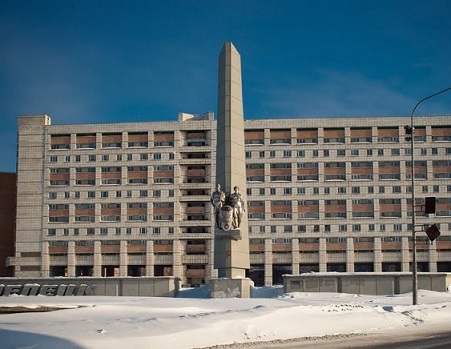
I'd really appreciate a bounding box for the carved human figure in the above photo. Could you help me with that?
[229,186,245,229]
[210,184,225,228]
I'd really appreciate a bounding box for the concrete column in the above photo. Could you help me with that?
[346,237,355,273]
[93,241,102,277]
[401,236,410,272]
[145,240,154,277]
[291,238,299,275]
[41,242,49,277]
[206,238,217,280]
[173,239,183,280]
[319,238,327,272]
[67,241,75,277]
[120,240,127,276]
[429,241,438,272]
[374,237,382,272]
[264,239,272,286]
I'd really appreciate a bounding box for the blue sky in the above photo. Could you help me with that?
[1,0,450,172]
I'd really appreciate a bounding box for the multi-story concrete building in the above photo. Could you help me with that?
[12,112,451,286]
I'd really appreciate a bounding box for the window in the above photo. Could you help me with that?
[297,187,305,195]
[102,154,109,161]
[269,151,276,158]
[116,191,121,198]
[284,188,292,195]
[101,191,108,198]
[50,156,58,163]
[379,186,385,194]
[126,228,132,235]
[153,153,161,160]
[339,225,347,232]
[323,150,329,157]
[153,227,160,234]
[49,192,57,199]
[283,150,291,157]
[391,149,400,156]
[393,186,401,193]
[168,190,174,197]
[270,188,276,195]
[100,228,108,235]
[338,187,346,194]
[245,151,251,159]
[64,155,70,162]
[352,187,360,194]
[313,187,319,194]
[259,151,265,158]
[74,191,80,199]
[139,227,147,234]
[140,153,148,160]
[88,191,95,198]
[117,154,122,161]
[367,149,373,156]
[271,226,276,233]
[420,148,427,156]
[140,190,148,197]
[433,185,440,193]
[312,150,318,157]
[64,192,70,199]
[87,228,95,235]
[169,152,175,160]
[126,190,132,197]
[378,149,384,156]
[351,149,359,156]
[127,154,133,161]
[48,229,56,236]
[75,155,81,162]
[324,187,330,194]
[297,150,305,157]
[115,228,121,235]
[153,190,161,197]
[337,149,345,156]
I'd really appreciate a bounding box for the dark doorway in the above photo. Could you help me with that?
[249,265,265,286]
[272,264,291,285]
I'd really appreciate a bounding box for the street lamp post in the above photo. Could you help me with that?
[409,87,451,306]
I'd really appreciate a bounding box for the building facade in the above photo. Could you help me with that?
[13,113,451,286]
[0,172,16,276]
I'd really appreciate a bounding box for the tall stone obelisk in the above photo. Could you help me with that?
[213,42,250,280]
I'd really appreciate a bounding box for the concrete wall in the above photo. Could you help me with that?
[0,277,180,297]
[284,273,451,295]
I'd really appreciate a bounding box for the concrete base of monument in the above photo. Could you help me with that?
[208,278,254,298]
[214,228,242,240]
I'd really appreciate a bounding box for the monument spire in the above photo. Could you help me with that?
[213,42,250,282]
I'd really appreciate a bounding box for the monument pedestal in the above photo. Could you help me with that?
[209,278,254,298]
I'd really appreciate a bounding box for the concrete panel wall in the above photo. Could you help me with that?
[284,273,451,295]
[0,277,180,297]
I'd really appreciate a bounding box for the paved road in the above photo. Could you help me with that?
[206,325,451,349]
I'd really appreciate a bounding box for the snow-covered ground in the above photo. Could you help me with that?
[0,286,450,349]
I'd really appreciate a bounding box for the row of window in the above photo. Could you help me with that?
[47,222,450,237]
[48,189,175,200]
[49,152,173,163]
[247,185,451,196]
[47,226,173,236]
[245,147,451,159]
